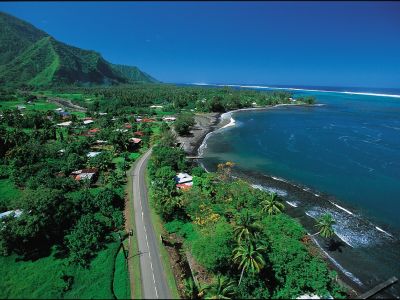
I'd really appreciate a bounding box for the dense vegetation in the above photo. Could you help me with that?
[0,99,157,297]
[148,130,345,299]
[0,12,157,87]
[43,83,315,115]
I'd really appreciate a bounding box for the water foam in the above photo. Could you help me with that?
[192,83,400,99]
[330,202,354,215]
[286,200,300,208]
[251,184,288,197]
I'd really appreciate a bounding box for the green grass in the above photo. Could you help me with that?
[64,242,119,299]
[114,243,131,299]
[127,162,143,299]
[129,152,140,161]
[0,100,57,111]
[0,178,22,209]
[0,241,119,299]
[145,171,180,299]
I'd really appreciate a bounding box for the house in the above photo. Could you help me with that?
[55,108,63,112]
[129,137,142,144]
[83,119,94,125]
[70,168,98,182]
[94,140,108,144]
[176,182,193,190]
[252,102,257,107]
[114,128,128,133]
[98,112,108,116]
[163,116,176,122]
[150,105,163,109]
[57,121,72,127]
[124,123,132,129]
[142,118,155,123]
[128,138,142,150]
[175,173,193,184]
[87,151,101,158]
[17,105,26,110]
[88,128,100,134]
[0,209,23,219]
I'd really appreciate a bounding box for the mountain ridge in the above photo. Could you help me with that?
[0,11,158,87]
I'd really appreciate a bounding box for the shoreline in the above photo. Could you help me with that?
[185,104,363,297]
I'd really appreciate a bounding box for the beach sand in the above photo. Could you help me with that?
[175,112,222,155]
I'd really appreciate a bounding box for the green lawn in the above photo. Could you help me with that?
[0,241,120,299]
[126,161,143,299]
[0,100,57,111]
[114,244,131,299]
[0,178,22,210]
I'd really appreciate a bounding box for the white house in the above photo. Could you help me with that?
[83,119,94,125]
[57,121,72,127]
[163,116,176,122]
[87,151,101,158]
[175,173,193,184]
[150,105,163,109]
[0,209,23,219]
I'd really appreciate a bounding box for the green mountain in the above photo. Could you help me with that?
[0,12,158,87]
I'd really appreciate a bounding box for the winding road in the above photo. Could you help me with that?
[130,148,172,299]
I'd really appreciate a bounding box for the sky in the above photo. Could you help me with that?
[1,1,400,88]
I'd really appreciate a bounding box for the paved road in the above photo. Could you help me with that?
[130,149,171,299]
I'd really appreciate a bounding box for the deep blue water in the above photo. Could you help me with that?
[198,85,400,297]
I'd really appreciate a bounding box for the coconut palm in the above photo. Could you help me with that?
[183,277,204,299]
[232,241,267,286]
[204,275,236,299]
[312,213,335,238]
[260,192,285,215]
[233,212,261,243]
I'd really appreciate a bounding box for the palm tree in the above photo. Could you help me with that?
[232,241,267,286]
[183,277,204,299]
[311,213,335,238]
[233,212,261,243]
[204,275,235,299]
[260,192,285,215]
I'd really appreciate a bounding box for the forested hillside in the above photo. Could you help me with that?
[0,12,157,87]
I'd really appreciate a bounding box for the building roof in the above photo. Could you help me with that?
[129,137,142,144]
[70,168,98,181]
[175,173,193,184]
[57,121,72,126]
[176,182,193,190]
[83,120,94,125]
[0,209,23,219]
[87,151,101,158]
[88,128,100,133]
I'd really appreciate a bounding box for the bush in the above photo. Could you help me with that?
[174,113,195,135]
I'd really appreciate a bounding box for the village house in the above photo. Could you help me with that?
[175,172,193,190]
[150,105,163,109]
[56,121,72,127]
[162,116,176,122]
[0,209,23,220]
[86,151,101,158]
[70,168,98,182]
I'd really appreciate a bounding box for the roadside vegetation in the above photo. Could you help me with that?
[147,129,345,299]
[0,91,164,298]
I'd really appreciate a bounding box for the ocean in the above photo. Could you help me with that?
[197,84,400,297]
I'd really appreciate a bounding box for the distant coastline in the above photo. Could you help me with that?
[191,83,400,98]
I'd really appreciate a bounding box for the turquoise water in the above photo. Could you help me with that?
[200,87,400,296]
